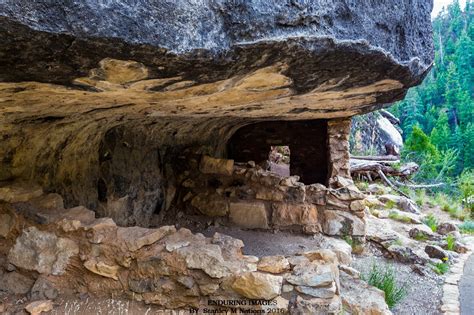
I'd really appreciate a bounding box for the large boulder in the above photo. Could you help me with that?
[425,245,448,260]
[0,1,433,87]
[351,111,403,156]
[0,271,35,295]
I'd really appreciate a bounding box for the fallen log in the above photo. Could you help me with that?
[350,160,419,177]
[392,181,445,189]
[350,159,444,192]
[350,155,400,162]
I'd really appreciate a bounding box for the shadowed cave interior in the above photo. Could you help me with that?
[227,120,329,185]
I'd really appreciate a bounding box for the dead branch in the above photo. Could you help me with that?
[376,169,410,198]
[350,155,400,162]
[391,181,445,189]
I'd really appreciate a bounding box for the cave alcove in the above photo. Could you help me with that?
[227,120,329,185]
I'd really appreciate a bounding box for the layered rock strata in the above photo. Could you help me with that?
[0,1,433,230]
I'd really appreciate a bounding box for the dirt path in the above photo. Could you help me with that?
[460,254,474,315]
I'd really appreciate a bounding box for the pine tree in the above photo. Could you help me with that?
[431,111,451,150]
[393,0,473,179]
[463,123,474,169]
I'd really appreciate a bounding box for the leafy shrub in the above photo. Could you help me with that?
[459,170,474,212]
[459,221,474,234]
[423,214,438,232]
[343,235,354,247]
[446,234,456,251]
[392,162,401,171]
[356,181,369,191]
[441,200,467,220]
[362,264,407,309]
[431,262,449,275]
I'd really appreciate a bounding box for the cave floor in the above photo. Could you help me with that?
[199,226,325,257]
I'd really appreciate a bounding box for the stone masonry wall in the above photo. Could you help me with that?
[174,117,366,237]
[181,157,365,237]
[328,118,352,181]
[0,184,382,314]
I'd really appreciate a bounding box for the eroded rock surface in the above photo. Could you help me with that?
[8,226,79,275]
[0,2,433,226]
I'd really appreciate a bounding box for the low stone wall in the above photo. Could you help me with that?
[0,188,353,314]
[178,154,366,237]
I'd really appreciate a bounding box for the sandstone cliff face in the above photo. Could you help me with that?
[0,1,434,226]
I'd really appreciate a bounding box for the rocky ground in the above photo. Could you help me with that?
[195,228,445,315]
[178,181,471,315]
[0,180,471,315]
[353,246,444,315]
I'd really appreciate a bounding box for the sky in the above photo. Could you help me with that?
[432,0,466,17]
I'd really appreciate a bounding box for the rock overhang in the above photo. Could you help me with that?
[0,0,433,117]
[0,1,434,220]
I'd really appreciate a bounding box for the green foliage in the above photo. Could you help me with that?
[446,234,456,251]
[431,262,450,275]
[430,112,451,150]
[423,213,439,232]
[436,193,468,220]
[343,235,354,247]
[459,170,474,212]
[388,211,412,223]
[412,232,429,242]
[391,162,402,171]
[390,238,404,247]
[414,189,429,207]
[402,126,459,182]
[391,1,473,190]
[384,200,397,209]
[355,181,369,191]
[362,264,407,309]
[459,220,474,233]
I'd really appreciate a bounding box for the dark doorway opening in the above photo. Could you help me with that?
[227,120,328,185]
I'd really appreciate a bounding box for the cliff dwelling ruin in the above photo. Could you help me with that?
[0,0,435,313]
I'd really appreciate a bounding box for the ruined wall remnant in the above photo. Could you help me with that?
[228,120,328,185]
[328,119,352,180]
[179,154,366,236]
[0,186,392,314]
